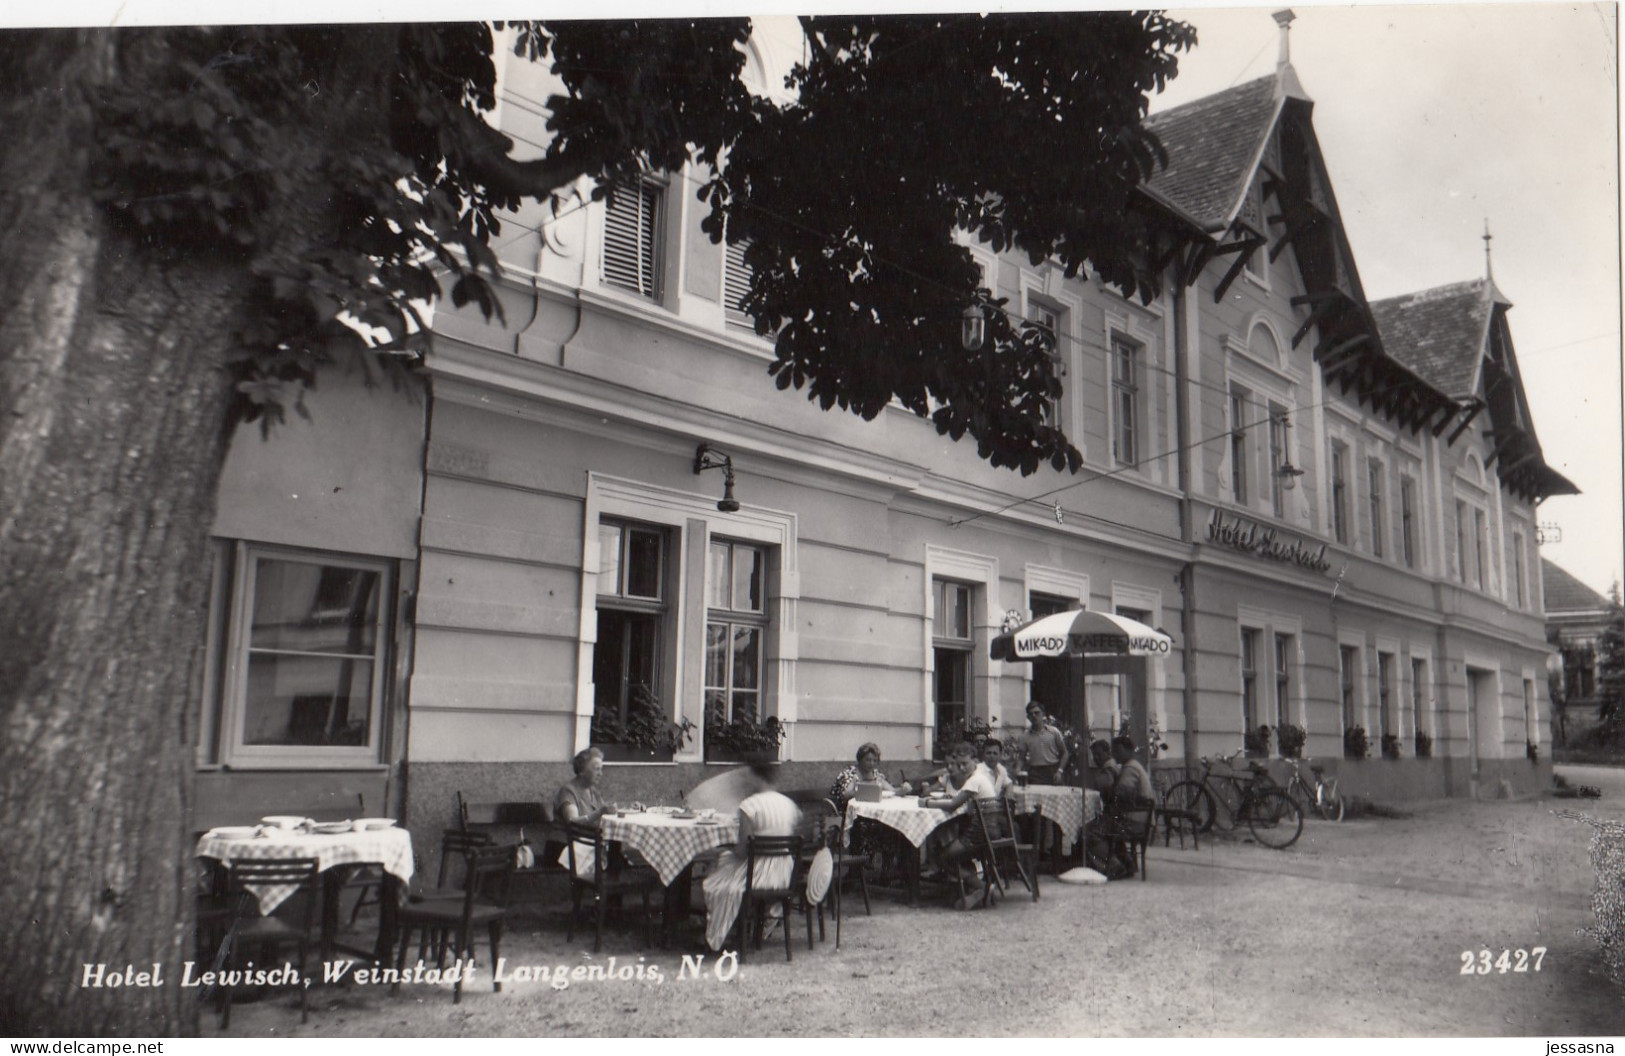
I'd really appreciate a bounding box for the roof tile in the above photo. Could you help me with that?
[1543,558,1612,613]
[1144,76,1279,230]
[1368,281,1490,397]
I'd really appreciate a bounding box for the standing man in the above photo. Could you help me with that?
[1018,702,1069,785]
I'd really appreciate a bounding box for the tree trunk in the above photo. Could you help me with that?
[0,33,242,1035]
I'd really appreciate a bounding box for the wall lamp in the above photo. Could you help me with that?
[960,287,992,352]
[1272,413,1305,491]
[693,443,741,512]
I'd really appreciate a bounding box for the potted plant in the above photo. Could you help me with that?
[590,685,695,761]
[1244,724,1273,758]
[1343,725,1369,760]
[1381,732,1402,760]
[704,698,785,763]
[1276,723,1307,759]
[932,715,997,762]
[1414,730,1433,758]
[1527,740,1540,763]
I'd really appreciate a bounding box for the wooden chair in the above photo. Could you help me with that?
[1105,795,1157,881]
[220,858,321,1028]
[563,819,659,953]
[736,834,806,963]
[965,797,1037,907]
[459,792,562,907]
[818,798,872,919]
[392,843,515,1004]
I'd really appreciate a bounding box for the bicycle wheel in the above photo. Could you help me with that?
[1163,780,1215,834]
[1284,776,1314,816]
[1317,782,1345,822]
[1246,788,1303,849]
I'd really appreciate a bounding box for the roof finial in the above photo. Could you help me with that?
[1273,9,1296,68]
[1482,218,1494,281]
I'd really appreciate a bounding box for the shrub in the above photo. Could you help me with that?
[1244,724,1272,758]
[1381,733,1402,760]
[1343,725,1369,760]
[1276,723,1306,759]
[1414,730,1433,758]
[1564,812,1625,987]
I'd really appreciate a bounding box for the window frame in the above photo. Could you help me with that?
[704,539,768,726]
[218,543,393,769]
[594,518,673,738]
[1330,441,1349,545]
[1367,458,1386,559]
[931,578,975,747]
[723,237,753,330]
[1268,407,1289,518]
[1110,331,1142,466]
[1229,387,1251,506]
[1274,633,1293,732]
[1399,475,1417,568]
[1240,627,1261,733]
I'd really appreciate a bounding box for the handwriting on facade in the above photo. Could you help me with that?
[1206,509,1332,574]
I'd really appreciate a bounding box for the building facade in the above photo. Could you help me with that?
[191,21,1574,840]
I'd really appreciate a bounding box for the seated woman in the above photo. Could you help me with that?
[828,742,913,803]
[554,746,607,824]
[703,765,803,951]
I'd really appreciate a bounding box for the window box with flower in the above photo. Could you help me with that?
[590,685,694,762]
[704,697,784,764]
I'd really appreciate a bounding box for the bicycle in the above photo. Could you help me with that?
[1281,757,1345,822]
[1162,750,1303,850]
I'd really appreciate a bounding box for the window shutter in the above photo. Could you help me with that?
[724,240,752,326]
[602,180,661,298]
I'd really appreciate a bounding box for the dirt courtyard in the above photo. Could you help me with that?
[206,782,1625,1038]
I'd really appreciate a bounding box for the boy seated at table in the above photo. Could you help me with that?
[981,739,1015,796]
[920,743,997,908]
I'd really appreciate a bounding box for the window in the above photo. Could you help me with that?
[1029,300,1065,427]
[933,579,974,744]
[1230,388,1250,505]
[1377,651,1396,750]
[1455,501,1470,584]
[1411,658,1429,742]
[1114,605,1152,735]
[1111,333,1141,465]
[601,177,663,299]
[1565,645,1596,700]
[1473,509,1488,590]
[704,540,766,727]
[1268,408,1289,518]
[1399,476,1417,568]
[1512,531,1526,607]
[1330,442,1349,544]
[724,239,753,328]
[1240,628,1261,732]
[1367,460,1385,558]
[1274,634,1293,729]
[214,545,391,765]
[1339,645,1359,732]
[593,520,668,740]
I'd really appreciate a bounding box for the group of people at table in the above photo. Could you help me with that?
[546,701,1153,949]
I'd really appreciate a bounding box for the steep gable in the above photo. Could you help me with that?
[1369,281,1492,398]
[1144,75,1280,233]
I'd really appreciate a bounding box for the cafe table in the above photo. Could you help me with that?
[596,808,741,886]
[841,795,968,904]
[1006,786,1103,855]
[194,823,413,962]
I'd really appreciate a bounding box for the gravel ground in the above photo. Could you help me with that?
[205,790,1625,1038]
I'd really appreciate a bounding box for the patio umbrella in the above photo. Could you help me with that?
[988,608,1173,663]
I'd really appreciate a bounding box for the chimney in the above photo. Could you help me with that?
[1273,9,1296,68]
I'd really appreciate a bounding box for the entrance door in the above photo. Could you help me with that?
[1465,667,1501,778]
[1028,594,1081,730]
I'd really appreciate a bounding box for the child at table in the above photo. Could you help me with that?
[981,740,1014,797]
[919,743,997,908]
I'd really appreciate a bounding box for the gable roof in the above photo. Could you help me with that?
[1143,75,1280,233]
[1368,280,1493,398]
[1543,558,1611,614]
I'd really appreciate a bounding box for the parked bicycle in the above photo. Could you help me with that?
[1281,757,1344,822]
[1162,750,1303,849]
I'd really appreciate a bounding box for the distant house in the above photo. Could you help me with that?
[1544,558,1616,737]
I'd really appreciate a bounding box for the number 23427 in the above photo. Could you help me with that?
[1460,948,1546,975]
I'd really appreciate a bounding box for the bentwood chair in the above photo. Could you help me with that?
[736,834,806,964]
[966,797,1037,907]
[221,858,321,1028]
[563,819,659,953]
[392,843,516,1004]
[1105,794,1157,881]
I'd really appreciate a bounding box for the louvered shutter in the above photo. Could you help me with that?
[724,240,752,327]
[601,179,661,298]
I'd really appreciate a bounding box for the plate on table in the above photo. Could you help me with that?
[259,816,311,830]
[352,818,397,831]
[312,821,353,835]
[695,818,721,826]
[206,826,259,840]
[672,810,698,820]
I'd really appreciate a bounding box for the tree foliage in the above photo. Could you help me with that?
[1597,587,1625,733]
[64,14,1195,472]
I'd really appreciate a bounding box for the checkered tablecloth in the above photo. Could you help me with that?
[598,813,740,886]
[195,827,414,914]
[843,798,964,848]
[1008,786,1102,854]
